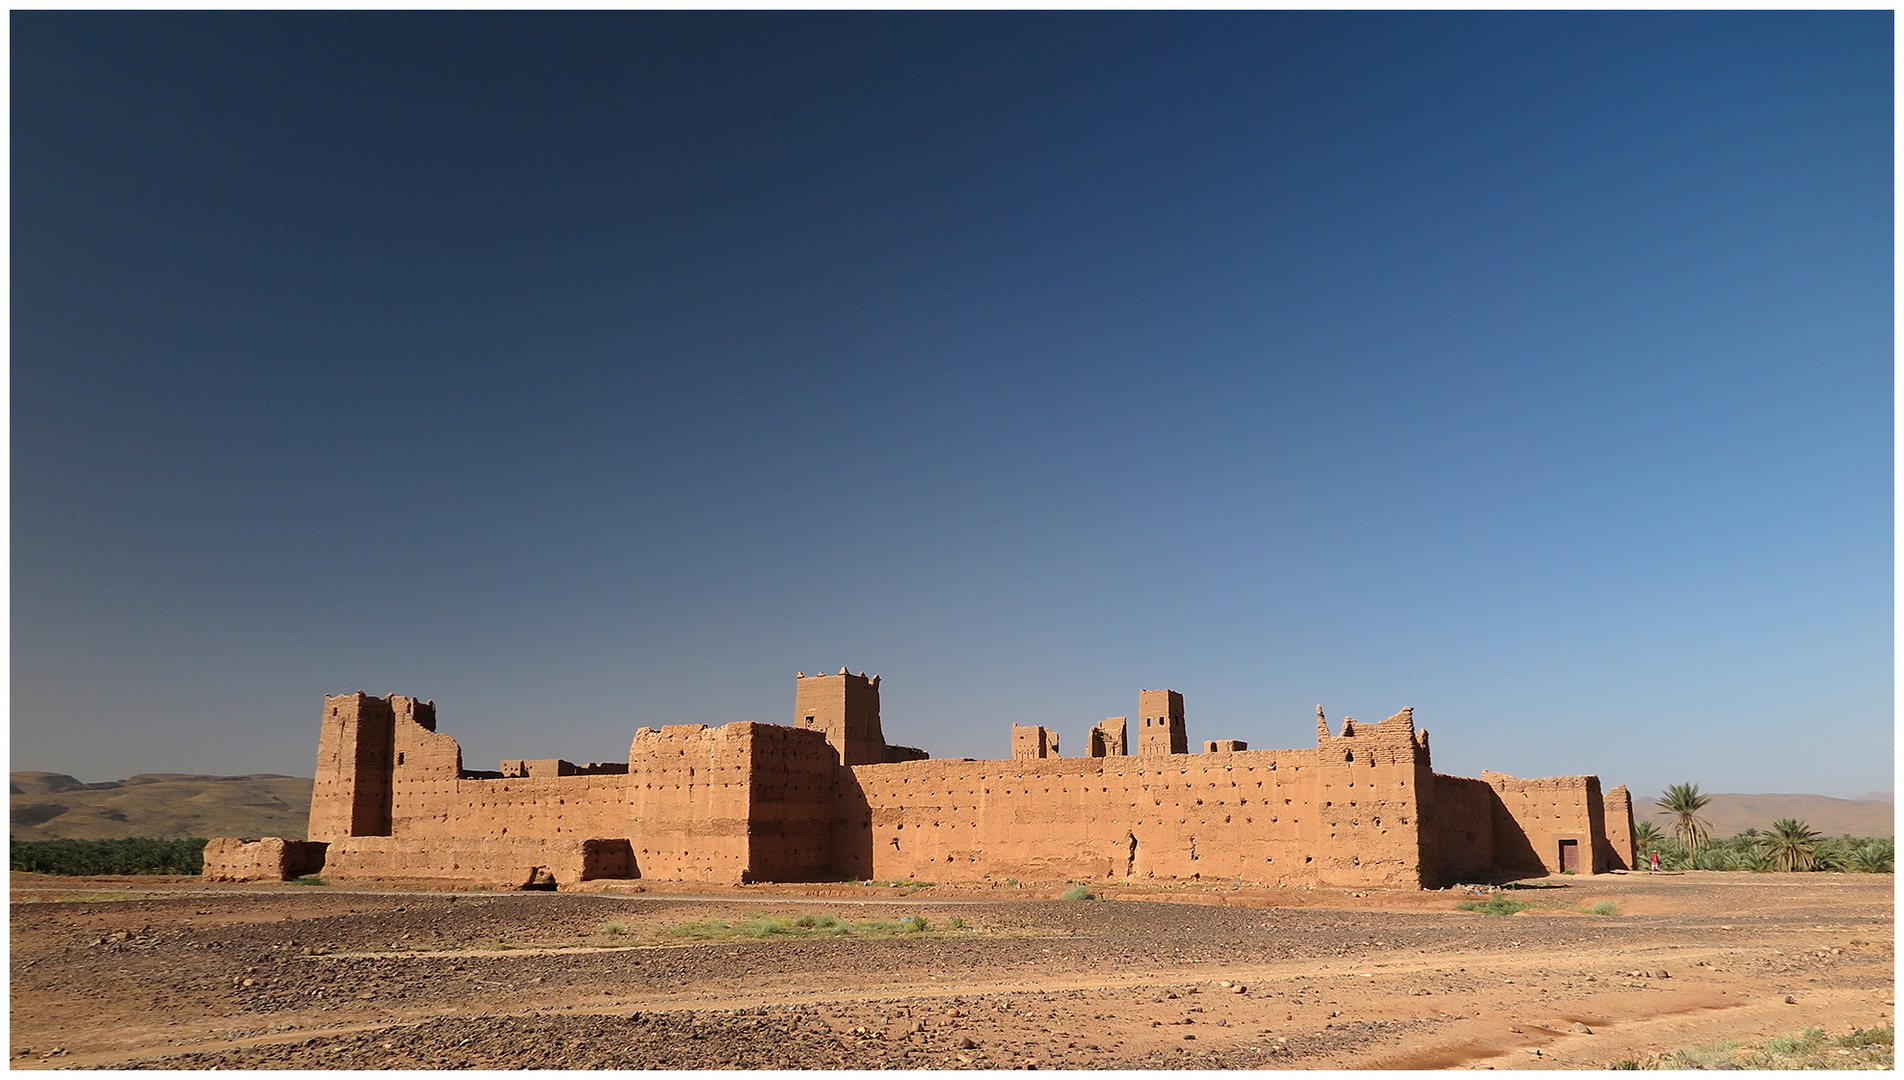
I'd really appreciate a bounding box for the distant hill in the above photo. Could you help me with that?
[10,772,313,841]
[1633,792,1893,839]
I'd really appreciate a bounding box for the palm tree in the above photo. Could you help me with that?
[1848,839,1894,874]
[1762,818,1820,872]
[1656,782,1714,854]
[1631,820,1663,865]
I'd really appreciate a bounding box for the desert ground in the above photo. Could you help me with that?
[9,870,1891,1070]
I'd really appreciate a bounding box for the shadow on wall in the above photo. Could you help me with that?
[833,774,874,881]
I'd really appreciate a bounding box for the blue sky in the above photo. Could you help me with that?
[12,13,1892,800]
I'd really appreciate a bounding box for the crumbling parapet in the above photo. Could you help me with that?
[1012,724,1059,759]
[1088,717,1127,757]
[1203,739,1248,753]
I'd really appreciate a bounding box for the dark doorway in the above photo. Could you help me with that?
[1559,839,1580,873]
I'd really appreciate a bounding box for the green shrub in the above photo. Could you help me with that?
[288,874,327,886]
[1060,884,1094,901]
[1455,896,1532,916]
[10,837,209,876]
[601,920,628,936]
[948,916,965,930]
[1589,901,1619,915]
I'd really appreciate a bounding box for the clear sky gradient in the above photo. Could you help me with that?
[13,13,1893,799]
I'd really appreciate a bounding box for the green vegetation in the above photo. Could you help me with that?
[601,920,628,936]
[1640,827,1890,874]
[288,874,327,886]
[663,912,942,941]
[1587,901,1619,915]
[10,837,208,875]
[1060,884,1094,901]
[1657,782,1715,854]
[1455,896,1532,916]
[1640,1025,1892,1070]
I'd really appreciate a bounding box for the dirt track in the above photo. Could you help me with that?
[10,871,1892,1069]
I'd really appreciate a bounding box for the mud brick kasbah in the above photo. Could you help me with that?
[203,669,1636,890]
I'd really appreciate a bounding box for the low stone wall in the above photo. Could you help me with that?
[202,837,330,882]
[322,836,634,887]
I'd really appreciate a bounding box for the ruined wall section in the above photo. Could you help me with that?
[1309,709,1434,888]
[1089,718,1127,757]
[834,745,1417,887]
[1012,724,1059,759]
[1600,784,1636,871]
[201,837,329,882]
[323,836,632,888]
[309,692,398,841]
[1484,771,1607,874]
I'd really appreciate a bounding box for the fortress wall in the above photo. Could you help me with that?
[1484,771,1606,874]
[1428,774,1497,882]
[836,747,1418,886]
[624,724,754,882]
[743,723,838,882]
[322,836,632,887]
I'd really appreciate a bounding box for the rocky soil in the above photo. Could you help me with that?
[10,871,1892,1070]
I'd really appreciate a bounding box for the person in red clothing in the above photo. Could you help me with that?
[1649,850,1661,871]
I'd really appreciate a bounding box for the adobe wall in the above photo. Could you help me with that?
[201,837,329,882]
[1428,775,1497,882]
[1012,724,1059,760]
[378,700,630,842]
[1136,690,1187,756]
[795,670,887,766]
[835,736,1429,888]
[1600,784,1636,871]
[1309,709,1435,888]
[740,721,838,882]
[1089,718,1127,757]
[625,724,754,881]
[310,692,405,840]
[256,680,1635,891]
[322,836,632,887]
[1483,771,1607,874]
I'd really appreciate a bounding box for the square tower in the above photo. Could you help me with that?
[794,669,887,766]
[1137,689,1187,756]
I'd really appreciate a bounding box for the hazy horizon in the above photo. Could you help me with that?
[13,13,1892,800]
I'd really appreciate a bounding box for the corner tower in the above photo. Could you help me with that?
[794,669,887,766]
